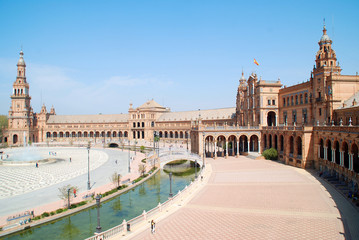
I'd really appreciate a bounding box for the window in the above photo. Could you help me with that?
[291,96,294,106]
[268,99,271,105]
[295,95,298,105]
[319,108,322,116]
[305,93,308,103]
[272,99,275,105]
[300,95,303,104]
[283,98,286,107]
[292,110,297,123]
[151,121,154,127]
[142,122,144,127]
[287,97,289,106]
[133,122,136,128]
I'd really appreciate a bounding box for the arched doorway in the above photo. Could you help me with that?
[289,136,294,156]
[280,135,284,152]
[343,142,349,168]
[334,141,340,165]
[250,135,259,152]
[239,135,248,153]
[205,136,215,157]
[352,144,359,173]
[228,135,237,156]
[267,111,276,126]
[13,134,18,144]
[263,134,267,149]
[217,135,226,157]
[296,137,302,157]
[326,140,332,162]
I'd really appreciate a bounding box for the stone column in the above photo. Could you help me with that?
[214,141,217,159]
[226,141,228,158]
[242,140,244,152]
[247,141,250,153]
[258,140,261,153]
[349,153,353,171]
[332,149,335,163]
[236,140,239,157]
[324,147,328,160]
[232,140,234,156]
[317,144,320,159]
[339,151,343,166]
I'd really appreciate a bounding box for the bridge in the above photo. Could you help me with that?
[148,149,203,168]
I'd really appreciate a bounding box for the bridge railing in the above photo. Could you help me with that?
[84,176,200,240]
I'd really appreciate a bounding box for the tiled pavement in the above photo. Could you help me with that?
[130,156,359,240]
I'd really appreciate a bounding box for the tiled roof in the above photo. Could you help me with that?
[47,114,129,124]
[337,91,359,109]
[157,108,236,121]
[138,99,166,110]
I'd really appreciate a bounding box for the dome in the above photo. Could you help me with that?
[320,25,331,42]
[320,34,330,42]
[17,50,26,66]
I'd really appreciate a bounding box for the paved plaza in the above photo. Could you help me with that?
[0,147,132,226]
[130,156,359,240]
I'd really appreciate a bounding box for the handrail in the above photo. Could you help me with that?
[84,152,202,240]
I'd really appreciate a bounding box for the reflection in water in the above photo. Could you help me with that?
[5,168,195,240]
[60,218,80,240]
[111,196,122,212]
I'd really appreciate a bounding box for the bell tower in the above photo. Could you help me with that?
[8,50,34,145]
[236,71,247,125]
[312,22,342,125]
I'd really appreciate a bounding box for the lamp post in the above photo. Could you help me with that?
[195,160,198,179]
[96,195,102,233]
[128,142,131,173]
[169,172,173,197]
[67,188,71,209]
[87,143,91,190]
[203,132,205,168]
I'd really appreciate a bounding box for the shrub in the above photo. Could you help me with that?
[41,212,50,218]
[32,216,41,221]
[50,211,55,216]
[141,158,146,163]
[56,208,64,214]
[140,146,145,153]
[262,148,278,160]
[78,201,87,206]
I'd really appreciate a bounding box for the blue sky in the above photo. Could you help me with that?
[0,0,358,115]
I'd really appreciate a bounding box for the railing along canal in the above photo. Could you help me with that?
[84,150,202,240]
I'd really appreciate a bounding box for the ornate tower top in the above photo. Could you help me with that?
[17,50,26,67]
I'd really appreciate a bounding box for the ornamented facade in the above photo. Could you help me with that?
[2,25,359,189]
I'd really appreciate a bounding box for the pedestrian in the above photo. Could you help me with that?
[151,220,156,234]
[70,157,71,162]
[35,162,38,168]
[115,160,117,164]
[73,188,77,197]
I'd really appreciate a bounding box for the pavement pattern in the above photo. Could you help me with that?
[0,148,107,199]
[130,157,358,240]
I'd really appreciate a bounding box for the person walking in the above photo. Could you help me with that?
[151,220,156,234]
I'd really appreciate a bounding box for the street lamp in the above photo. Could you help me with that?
[203,132,205,168]
[96,195,102,233]
[128,143,131,173]
[87,143,91,190]
[169,172,173,197]
[67,188,71,209]
[195,160,198,179]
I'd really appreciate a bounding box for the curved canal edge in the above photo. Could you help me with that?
[86,164,213,240]
[0,167,161,238]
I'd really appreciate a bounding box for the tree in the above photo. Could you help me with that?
[110,172,121,188]
[58,184,79,208]
[138,164,146,176]
[0,115,8,142]
[140,145,145,153]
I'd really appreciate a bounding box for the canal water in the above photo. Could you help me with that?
[4,166,196,240]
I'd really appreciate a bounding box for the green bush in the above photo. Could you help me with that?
[141,158,146,163]
[50,211,55,216]
[140,146,145,153]
[78,201,87,206]
[32,216,41,221]
[262,148,278,160]
[56,208,64,214]
[41,212,50,218]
